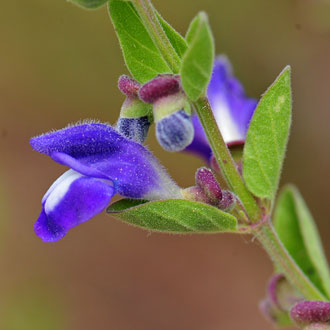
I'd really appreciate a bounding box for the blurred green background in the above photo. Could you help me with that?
[0,0,329,329]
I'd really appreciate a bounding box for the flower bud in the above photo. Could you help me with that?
[117,75,153,144]
[139,75,194,152]
[138,75,180,104]
[290,301,330,328]
[218,190,236,211]
[195,167,222,204]
[156,109,194,152]
[118,74,140,97]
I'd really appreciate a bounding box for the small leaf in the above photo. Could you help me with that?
[274,185,330,298]
[68,0,108,9]
[107,199,237,233]
[243,66,292,200]
[156,12,188,58]
[180,12,214,101]
[108,0,171,83]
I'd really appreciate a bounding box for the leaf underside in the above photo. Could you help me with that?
[107,198,237,233]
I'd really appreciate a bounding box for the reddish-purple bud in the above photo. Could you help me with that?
[218,190,235,211]
[139,75,180,104]
[195,167,222,203]
[118,75,141,97]
[290,301,330,327]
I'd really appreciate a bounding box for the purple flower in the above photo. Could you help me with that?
[30,122,181,242]
[185,55,258,161]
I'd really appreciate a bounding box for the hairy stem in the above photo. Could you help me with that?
[255,222,327,300]
[131,0,181,73]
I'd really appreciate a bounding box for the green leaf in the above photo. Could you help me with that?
[243,66,292,200]
[274,185,330,298]
[156,12,188,58]
[108,0,172,83]
[180,12,214,101]
[68,0,108,9]
[107,199,237,233]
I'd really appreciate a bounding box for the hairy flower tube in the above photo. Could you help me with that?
[116,75,153,144]
[185,55,258,161]
[30,122,181,242]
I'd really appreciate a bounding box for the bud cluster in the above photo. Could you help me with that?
[116,74,194,151]
[182,167,236,211]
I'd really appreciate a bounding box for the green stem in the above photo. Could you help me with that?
[131,0,181,73]
[255,222,327,300]
[194,97,261,221]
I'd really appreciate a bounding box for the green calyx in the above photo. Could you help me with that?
[153,92,190,122]
[120,97,153,122]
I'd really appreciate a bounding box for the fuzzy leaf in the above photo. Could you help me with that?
[108,0,171,83]
[180,12,214,101]
[156,12,188,58]
[107,199,237,233]
[274,185,330,298]
[68,0,108,9]
[243,66,292,200]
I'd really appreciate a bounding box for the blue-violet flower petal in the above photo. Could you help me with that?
[31,122,181,242]
[185,55,258,161]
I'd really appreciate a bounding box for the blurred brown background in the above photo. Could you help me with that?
[0,0,329,329]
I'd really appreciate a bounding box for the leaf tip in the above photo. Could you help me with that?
[279,65,291,82]
[198,11,208,21]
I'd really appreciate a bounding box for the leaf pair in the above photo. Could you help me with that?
[274,185,330,299]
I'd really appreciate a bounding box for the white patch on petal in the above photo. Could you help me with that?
[44,170,83,213]
[42,169,77,204]
[213,98,243,143]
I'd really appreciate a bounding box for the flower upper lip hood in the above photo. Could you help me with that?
[30,122,181,242]
[185,55,258,161]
